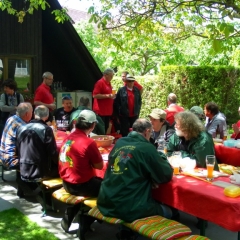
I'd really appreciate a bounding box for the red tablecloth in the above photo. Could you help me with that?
[214,144,240,166]
[152,175,240,232]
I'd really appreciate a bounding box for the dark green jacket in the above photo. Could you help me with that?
[69,107,105,135]
[97,131,173,222]
[167,131,218,170]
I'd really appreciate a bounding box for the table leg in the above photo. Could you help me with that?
[198,218,207,236]
[238,231,240,240]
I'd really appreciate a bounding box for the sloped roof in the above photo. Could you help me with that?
[42,0,102,92]
[64,7,90,24]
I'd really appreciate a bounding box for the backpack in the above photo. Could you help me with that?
[0,92,20,125]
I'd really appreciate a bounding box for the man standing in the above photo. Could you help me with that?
[93,68,115,133]
[34,72,56,122]
[54,96,76,132]
[98,118,173,239]
[121,71,143,95]
[114,74,142,137]
[17,105,58,183]
[164,93,184,126]
[204,102,227,139]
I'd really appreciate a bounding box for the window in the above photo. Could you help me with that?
[0,56,32,92]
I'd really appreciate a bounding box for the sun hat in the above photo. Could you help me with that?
[126,74,135,81]
[149,108,166,120]
[79,110,98,123]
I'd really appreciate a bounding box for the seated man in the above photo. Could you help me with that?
[167,111,218,170]
[17,105,58,184]
[97,118,173,239]
[59,110,103,232]
[148,108,175,148]
[0,102,33,197]
[54,96,76,132]
[204,102,226,139]
[190,106,205,121]
[69,96,105,135]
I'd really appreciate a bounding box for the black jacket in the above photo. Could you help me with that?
[114,86,142,117]
[17,119,58,181]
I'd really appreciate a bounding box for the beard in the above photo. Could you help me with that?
[175,129,185,137]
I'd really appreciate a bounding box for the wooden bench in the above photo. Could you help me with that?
[85,200,210,240]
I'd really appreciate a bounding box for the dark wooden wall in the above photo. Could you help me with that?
[0,0,42,90]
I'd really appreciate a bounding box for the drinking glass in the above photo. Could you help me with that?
[172,151,182,175]
[206,155,215,181]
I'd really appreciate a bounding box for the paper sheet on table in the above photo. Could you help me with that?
[102,154,109,161]
[212,181,236,188]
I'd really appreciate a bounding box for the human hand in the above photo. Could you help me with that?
[151,182,159,189]
[232,123,240,134]
[229,172,240,185]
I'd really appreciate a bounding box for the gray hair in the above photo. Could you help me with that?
[42,71,53,79]
[167,93,177,103]
[175,111,205,139]
[103,68,115,76]
[79,97,90,107]
[34,105,49,119]
[16,102,32,117]
[132,118,152,133]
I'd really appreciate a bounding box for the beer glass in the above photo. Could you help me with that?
[206,155,215,181]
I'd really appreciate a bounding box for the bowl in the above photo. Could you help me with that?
[223,139,237,148]
[91,135,115,147]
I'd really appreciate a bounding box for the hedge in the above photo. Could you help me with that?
[111,66,240,125]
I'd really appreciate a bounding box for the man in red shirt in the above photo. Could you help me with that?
[93,68,115,133]
[164,93,184,126]
[34,72,56,123]
[121,71,144,95]
[59,109,103,232]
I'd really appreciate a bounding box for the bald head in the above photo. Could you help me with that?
[167,93,177,104]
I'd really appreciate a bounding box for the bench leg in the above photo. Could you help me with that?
[77,212,95,240]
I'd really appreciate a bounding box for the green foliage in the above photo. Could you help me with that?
[111,66,240,124]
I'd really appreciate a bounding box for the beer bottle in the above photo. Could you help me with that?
[216,124,220,139]
[52,116,57,134]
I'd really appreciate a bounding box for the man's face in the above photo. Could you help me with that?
[121,73,127,82]
[149,116,161,131]
[26,107,33,122]
[125,80,135,88]
[204,107,211,118]
[62,100,73,112]
[104,72,114,82]
[43,76,53,86]
[175,119,185,137]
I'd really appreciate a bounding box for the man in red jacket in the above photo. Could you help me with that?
[164,93,184,126]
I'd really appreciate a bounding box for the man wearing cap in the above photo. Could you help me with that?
[114,74,142,137]
[121,71,144,95]
[148,108,175,148]
[190,106,205,121]
[59,109,103,232]
[93,68,116,133]
[164,93,184,126]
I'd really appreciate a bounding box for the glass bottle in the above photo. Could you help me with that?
[52,116,57,135]
[157,136,167,154]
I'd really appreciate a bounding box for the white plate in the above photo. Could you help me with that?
[213,138,223,143]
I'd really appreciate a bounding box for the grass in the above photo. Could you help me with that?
[0,208,59,240]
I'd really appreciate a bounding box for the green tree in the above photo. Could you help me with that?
[89,0,240,52]
[0,0,69,23]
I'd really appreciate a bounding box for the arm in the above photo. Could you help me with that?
[139,88,144,96]
[34,101,56,110]
[93,161,104,170]
[0,94,16,112]
[93,93,115,99]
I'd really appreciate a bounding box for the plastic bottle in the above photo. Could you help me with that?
[157,136,167,154]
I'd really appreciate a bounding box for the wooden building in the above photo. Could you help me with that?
[0,0,102,94]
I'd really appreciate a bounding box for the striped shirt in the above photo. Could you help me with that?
[0,115,26,168]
